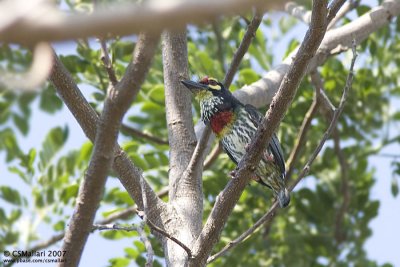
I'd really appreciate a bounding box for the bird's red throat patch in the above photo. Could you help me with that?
[210,111,234,136]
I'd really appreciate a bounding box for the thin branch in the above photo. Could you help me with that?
[182,126,212,179]
[58,33,159,267]
[99,38,118,86]
[333,130,351,244]
[1,0,287,44]
[312,72,335,121]
[120,123,169,145]
[376,153,400,158]
[207,202,279,263]
[327,0,347,24]
[290,40,357,190]
[223,11,263,87]
[137,211,193,259]
[189,2,329,266]
[328,0,360,30]
[212,20,226,73]
[208,41,358,264]
[285,78,320,181]
[204,144,222,169]
[92,222,154,266]
[138,222,155,267]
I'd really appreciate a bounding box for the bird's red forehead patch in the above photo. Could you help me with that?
[200,76,209,84]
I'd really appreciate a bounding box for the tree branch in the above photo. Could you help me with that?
[189,2,329,266]
[204,144,222,169]
[208,41,358,263]
[137,211,193,260]
[120,123,168,145]
[99,38,118,86]
[223,11,263,87]
[212,20,226,73]
[327,0,360,30]
[161,29,202,265]
[285,78,320,181]
[0,0,286,44]
[58,33,159,267]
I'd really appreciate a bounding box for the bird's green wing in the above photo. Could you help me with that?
[244,104,286,176]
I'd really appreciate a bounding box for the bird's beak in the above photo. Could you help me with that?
[181,80,209,94]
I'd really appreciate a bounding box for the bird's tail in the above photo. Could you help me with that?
[277,188,290,208]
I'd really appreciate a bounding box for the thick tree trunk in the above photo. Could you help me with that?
[162,29,203,266]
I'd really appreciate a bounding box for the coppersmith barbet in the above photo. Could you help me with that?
[182,76,290,208]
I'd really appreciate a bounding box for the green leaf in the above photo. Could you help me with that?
[39,126,69,170]
[148,84,165,104]
[0,186,22,205]
[108,257,130,267]
[53,220,66,231]
[356,5,371,16]
[124,247,139,259]
[134,240,146,252]
[8,166,28,183]
[60,184,79,204]
[12,114,28,135]
[238,68,260,85]
[130,154,148,170]
[39,85,63,114]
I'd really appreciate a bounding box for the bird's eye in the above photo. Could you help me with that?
[208,78,221,90]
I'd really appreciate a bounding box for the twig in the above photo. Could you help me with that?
[137,210,193,259]
[184,126,212,177]
[312,72,335,121]
[207,39,358,265]
[204,144,222,169]
[99,38,119,86]
[285,77,320,181]
[333,130,350,244]
[376,153,400,158]
[289,40,357,190]
[120,124,169,145]
[92,222,154,266]
[207,201,279,263]
[327,0,347,24]
[138,222,155,267]
[212,20,226,73]
[223,11,263,87]
[328,0,360,30]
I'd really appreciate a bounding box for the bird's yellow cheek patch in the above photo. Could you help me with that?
[209,84,221,90]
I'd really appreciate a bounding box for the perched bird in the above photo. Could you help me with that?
[181,76,290,208]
